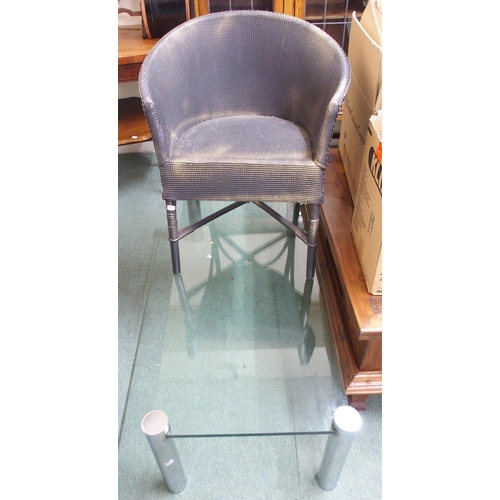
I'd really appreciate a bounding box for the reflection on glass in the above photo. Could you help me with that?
[154,202,346,437]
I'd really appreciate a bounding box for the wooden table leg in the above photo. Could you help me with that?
[348,394,369,411]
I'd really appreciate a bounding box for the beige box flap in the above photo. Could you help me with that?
[360,0,382,46]
[349,12,382,112]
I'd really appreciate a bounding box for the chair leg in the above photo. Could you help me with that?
[165,200,181,275]
[306,204,320,279]
[292,203,301,226]
[287,203,301,238]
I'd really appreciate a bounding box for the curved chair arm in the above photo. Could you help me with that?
[139,99,171,166]
[310,75,350,170]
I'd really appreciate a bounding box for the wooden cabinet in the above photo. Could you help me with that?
[305,149,382,410]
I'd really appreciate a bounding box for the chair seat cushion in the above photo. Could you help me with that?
[162,115,324,203]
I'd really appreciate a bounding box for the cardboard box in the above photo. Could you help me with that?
[339,0,382,202]
[351,115,382,295]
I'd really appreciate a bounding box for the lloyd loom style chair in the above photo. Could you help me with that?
[139,10,350,278]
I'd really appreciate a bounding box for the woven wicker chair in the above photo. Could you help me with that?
[139,10,350,278]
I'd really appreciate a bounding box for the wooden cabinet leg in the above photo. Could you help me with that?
[348,394,368,411]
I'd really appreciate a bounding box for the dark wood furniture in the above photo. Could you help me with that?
[305,148,382,410]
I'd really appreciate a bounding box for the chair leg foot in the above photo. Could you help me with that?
[170,241,181,275]
[166,200,181,275]
[306,246,317,279]
[306,204,320,279]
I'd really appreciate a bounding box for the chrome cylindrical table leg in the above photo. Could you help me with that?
[317,405,362,491]
[141,410,187,494]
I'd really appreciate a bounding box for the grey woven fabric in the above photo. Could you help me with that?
[139,10,350,204]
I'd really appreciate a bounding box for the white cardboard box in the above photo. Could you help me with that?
[339,0,382,202]
[351,115,382,295]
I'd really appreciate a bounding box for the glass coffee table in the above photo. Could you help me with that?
[119,193,362,495]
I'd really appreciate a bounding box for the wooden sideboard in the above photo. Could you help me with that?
[119,28,158,82]
[305,148,382,410]
[118,28,158,145]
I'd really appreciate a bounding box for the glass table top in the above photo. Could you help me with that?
[119,178,348,439]
[147,201,347,437]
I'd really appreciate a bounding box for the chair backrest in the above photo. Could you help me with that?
[139,10,350,168]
